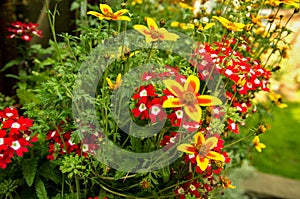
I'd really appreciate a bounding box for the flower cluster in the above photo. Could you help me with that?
[190,39,272,135]
[46,125,102,160]
[7,21,43,42]
[165,130,232,198]
[0,107,37,169]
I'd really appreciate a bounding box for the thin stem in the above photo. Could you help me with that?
[146,42,154,63]
[45,0,61,62]
[75,174,81,199]
[224,132,255,148]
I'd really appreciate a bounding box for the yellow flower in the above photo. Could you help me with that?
[252,136,266,152]
[179,2,194,11]
[133,17,180,43]
[170,21,194,30]
[254,27,270,38]
[221,177,236,189]
[117,46,139,61]
[177,132,224,171]
[198,23,215,31]
[131,0,143,6]
[265,0,300,8]
[87,4,130,21]
[106,73,122,90]
[250,14,264,27]
[269,91,288,108]
[213,16,245,32]
[162,75,222,122]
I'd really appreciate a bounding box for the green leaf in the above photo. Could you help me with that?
[35,177,48,199]
[1,58,23,72]
[38,162,61,184]
[70,1,80,11]
[22,158,38,187]
[16,89,39,105]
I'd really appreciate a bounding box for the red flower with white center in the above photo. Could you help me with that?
[174,186,186,199]
[0,130,13,151]
[132,84,157,104]
[211,106,225,119]
[10,139,29,157]
[233,101,251,113]
[7,21,43,42]
[167,109,183,127]
[0,107,19,119]
[148,98,166,123]
[149,104,166,123]
[160,132,178,150]
[0,107,37,169]
[131,102,149,120]
[227,119,240,134]
[182,121,201,132]
[188,180,201,198]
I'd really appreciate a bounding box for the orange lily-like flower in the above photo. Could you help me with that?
[177,132,224,171]
[87,4,130,21]
[106,73,122,90]
[133,17,180,43]
[162,75,222,122]
[252,136,266,152]
[213,16,245,32]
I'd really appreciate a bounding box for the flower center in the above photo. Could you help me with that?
[183,92,196,105]
[105,12,114,18]
[150,30,162,39]
[198,144,210,158]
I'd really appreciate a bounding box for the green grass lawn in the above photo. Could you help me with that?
[250,101,300,180]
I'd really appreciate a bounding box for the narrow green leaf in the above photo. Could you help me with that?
[35,177,48,199]
[22,158,38,187]
[1,58,22,72]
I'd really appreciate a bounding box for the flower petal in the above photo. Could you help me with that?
[114,9,129,17]
[115,16,131,21]
[184,104,202,122]
[163,79,184,97]
[106,78,114,90]
[205,137,219,150]
[146,17,158,29]
[115,73,122,88]
[145,35,155,43]
[206,151,225,162]
[196,156,209,171]
[194,132,205,146]
[162,98,183,108]
[87,11,103,18]
[177,144,196,154]
[158,28,180,41]
[133,25,150,36]
[197,95,222,106]
[184,75,200,93]
[100,4,113,15]
[252,136,259,144]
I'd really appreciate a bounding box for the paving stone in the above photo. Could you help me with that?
[240,171,300,199]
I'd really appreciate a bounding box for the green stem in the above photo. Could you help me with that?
[224,132,255,148]
[146,42,154,63]
[75,174,80,199]
[45,0,62,62]
[108,21,111,37]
